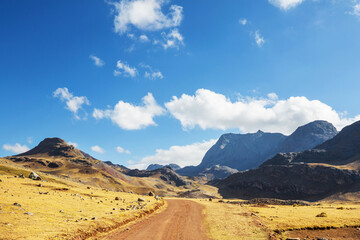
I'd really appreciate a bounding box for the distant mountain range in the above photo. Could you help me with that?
[177,120,338,177]
[147,163,181,171]
[212,120,360,200]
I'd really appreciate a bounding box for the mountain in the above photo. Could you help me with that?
[5,138,208,197]
[212,120,360,200]
[17,137,91,159]
[263,120,360,166]
[177,120,337,177]
[213,164,360,200]
[147,163,181,171]
[277,120,338,153]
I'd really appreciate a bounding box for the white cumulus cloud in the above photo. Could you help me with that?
[89,55,105,67]
[128,139,217,169]
[254,30,265,47]
[53,88,90,120]
[91,145,104,154]
[93,93,166,130]
[165,89,360,135]
[268,0,305,10]
[3,143,30,154]
[111,0,183,34]
[114,60,137,77]
[116,146,131,154]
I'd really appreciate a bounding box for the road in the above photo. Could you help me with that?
[103,199,209,240]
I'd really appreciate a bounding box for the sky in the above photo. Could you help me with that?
[1,0,360,169]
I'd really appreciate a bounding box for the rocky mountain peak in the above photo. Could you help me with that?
[17,137,85,158]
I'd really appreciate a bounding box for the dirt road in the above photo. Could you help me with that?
[103,199,209,240]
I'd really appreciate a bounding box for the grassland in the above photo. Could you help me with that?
[196,199,360,240]
[0,159,164,240]
[195,199,268,240]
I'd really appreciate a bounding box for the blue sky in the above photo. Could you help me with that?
[1,0,360,169]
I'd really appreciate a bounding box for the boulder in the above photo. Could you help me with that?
[29,172,41,180]
[148,191,154,196]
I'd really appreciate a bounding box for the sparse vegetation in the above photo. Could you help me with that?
[0,159,164,239]
[196,199,268,240]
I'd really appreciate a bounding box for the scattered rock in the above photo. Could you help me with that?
[0,179,2,182]
[91,217,97,220]
[155,195,160,200]
[209,198,212,201]
[29,172,41,181]
[37,184,42,187]
[138,197,145,202]
[59,210,64,213]
[148,191,154,196]
[87,186,91,189]
[24,212,33,215]
[19,174,25,179]
[113,208,117,210]
[286,238,300,240]
[316,212,327,217]
[316,238,327,240]
[13,202,21,207]
[115,197,120,201]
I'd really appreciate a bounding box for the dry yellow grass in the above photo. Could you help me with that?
[247,201,360,232]
[196,199,360,240]
[0,160,164,240]
[195,199,268,240]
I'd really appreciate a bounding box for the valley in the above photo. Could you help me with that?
[1,120,360,239]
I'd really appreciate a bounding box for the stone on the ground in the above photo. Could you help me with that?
[29,172,41,180]
[148,191,154,196]
[91,217,97,220]
[24,212,33,215]
[138,197,145,202]
[13,202,21,207]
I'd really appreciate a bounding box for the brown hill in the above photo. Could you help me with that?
[5,138,209,197]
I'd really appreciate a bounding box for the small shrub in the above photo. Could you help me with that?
[316,212,327,217]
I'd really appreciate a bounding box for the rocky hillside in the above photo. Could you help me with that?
[5,138,196,196]
[213,120,360,200]
[213,164,360,200]
[177,120,337,177]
